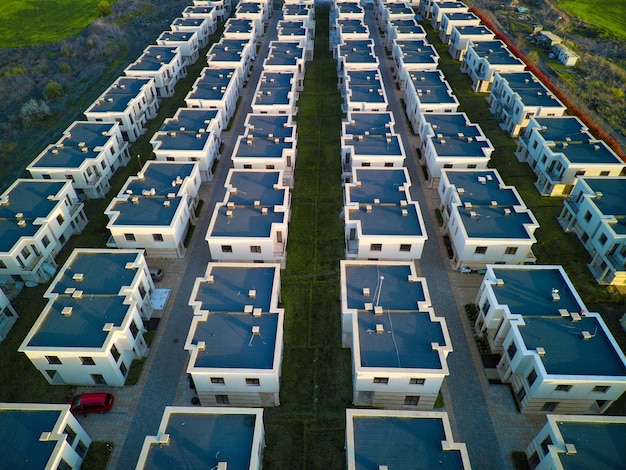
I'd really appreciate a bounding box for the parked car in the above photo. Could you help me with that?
[69,392,115,416]
[149,267,164,282]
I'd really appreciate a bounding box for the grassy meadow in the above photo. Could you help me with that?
[559,0,626,40]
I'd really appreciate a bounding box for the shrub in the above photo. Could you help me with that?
[60,63,72,74]
[98,1,113,17]
[42,80,64,100]
[20,99,52,126]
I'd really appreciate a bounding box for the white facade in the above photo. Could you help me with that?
[182,5,220,34]
[124,45,186,98]
[431,1,469,30]
[156,30,200,67]
[553,43,579,67]
[184,67,242,127]
[19,249,152,386]
[251,71,299,116]
[439,11,481,44]
[461,39,526,92]
[448,24,495,61]
[403,70,460,131]
[0,290,18,343]
[171,16,212,48]
[207,37,256,84]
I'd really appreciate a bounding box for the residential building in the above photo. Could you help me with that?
[156,30,200,67]
[182,5,220,34]
[251,71,299,115]
[184,67,241,127]
[448,24,495,61]
[341,69,388,113]
[136,407,265,469]
[186,263,284,406]
[223,17,259,43]
[206,170,290,266]
[526,414,626,469]
[263,41,306,89]
[558,177,626,288]
[438,169,539,270]
[335,1,365,20]
[28,121,130,199]
[105,161,201,258]
[0,290,18,343]
[385,18,427,50]
[515,116,625,197]
[553,43,579,67]
[346,409,471,469]
[341,261,453,409]
[19,249,152,386]
[431,1,469,30]
[192,0,230,23]
[0,403,92,470]
[344,167,427,260]
[417,112,493,183]
[334,18,369,45]
[403,70,459,131]
[461,39,526,92]
[488,71,567,137]
[124,45,186,98]
[336,39,379,72]
[0,179,88,286]
[84,76,159,142]
[171,16,212,48]
[391,39,439,84]
[207,37,256,83]
[378,1,416,26]
[235,1,270,33]
[282,2,315,29]
[439,11,481,44]
[277,20,314,56]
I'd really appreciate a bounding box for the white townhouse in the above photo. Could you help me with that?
[558,177,626,289]
[235,1,270,33]
[526,415,626,469]
[346,409,471,469]
[171,16,212,48]
[515,116,625,197]
[251,71,299,116]
[553,43,579,67]
[488,71,567,138]
[418,0,436,20]
[186,263,284,406]
[84,76,159,142]
[341,261,453,409]
[0,290,18,343]
[448,24,495,61]
[263,41,306,90]
[223,17,259,43]
[105,162,201,258]
[335,1,365,20]
[333,18,370,45]
[385,18,427,51]
[341,69,389,113]
[124,45,186,98]
[336,39,379,72]
[438,169,539,270]
[431,0,469,30]
[438,11,481,44]
[344,167,427,260]
[182,5,220,35]
[461,39,526,92]
[206,170,291,266]
[19,249,153,387]
[150,108,221,182]
[282,2,315,29]
[417,112,493,184]
[379,2,416,25]
[193,0,230,23]
[207,37,256,83]
[277,20,314,57]
[231,114,298,186]
[185,67,242,127]
[402,70,459,131]
[0,403,92,470]
[28,121,130,200]
[0,180,88,287]
[391,39,439,82]
[136,407,265,469]
[156,30,200,67]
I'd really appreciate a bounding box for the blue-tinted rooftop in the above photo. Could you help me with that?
[284,4,311,16]
[422,113,492,157]
[337,18,368,35]
[390,19,425,36]
[556,420,626,469]
[490,267,583,317]
[349,204,423,236]
[0,180,66,252]
[278,20,307,37]
[345,134,403,157]
[337,3,363,15]
[192,265,278,313]
[191,312,278,369]
[31,122,117,169]
[265,41,304,66]
[469,40,524,66]
[160,109,220,133]
[408,71,457,105]
[254,72,295,106]
[1,408,62,469]
[582,177,626,235]
[235,134,293,159]
[519,315,626,376]
[497,72,565,108]
[358,311,444,369]
[108,197,181,227]
[386,3,415,16]
[395,40,438,65]
[444,11,479,22]
[453,24,494,37]
[349,168,409,204]
[126,46,179,72]
[224,18,254,34]
[152,127,212,151]
[344,264,426,311]
[182,5,215,16]
[338,39,377,65]
[144,412,257,469]
[208,39,249,62]
[346,70,386,104]
[187,68,237,101]
[226,171,285,206]
[237,2,261,14]
[172,17,206,29]
[157,30,196,44]
[246,114,294,138]
[532,117,588,144]
[352,415,465,469]
[435,1,468,11]
[210,206,285,237]
[86,77,153,114]
[344,112,394,135]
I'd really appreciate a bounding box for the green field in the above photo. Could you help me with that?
[0,0,117,47]
[559,0,626,40]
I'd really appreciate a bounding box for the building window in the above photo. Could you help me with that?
[584,211,592,223]
[361,162,371,167]
[64,425,77,446]
[555,384,571,392]
[130,321,139,339]
[517,386,526,402]
[20,247,31,259]
[80,357,95,366]
[120,362,128,376]
[42,235,51,248]
[384,162,394,167]
[76,440,88,458]
[528,452,540,468]
[467,164,477,169]
[250,246,262,253]
[265,164,275,169]
[246,378,260,386]
[0,260,6,269]
[593,385,610,393]
[46,355,62,365]
[507,342,517,360]
[475,246,488,255]
[215,394,230,405]
[527,369,537,387]
[600,171,610,176]
[153,234,164,242]
[575,170,586,176]
[443,163,453,169]
[599,234,608,245]
[404,396,420,406]
[399,244,411,252]
[505,247,518,255]
[111,344,120,362]
[540,435,553,455]
[124,233,136,241]
[581,233,589,243]
[222,245,233,253]
[56,214,65,225]
[211,377,225,384]
[373,377,388,384]
[57,459,72,470]
[370,244,382,252]
[409,378,425,385]
[91,374,107,385]
[243,164,252,169]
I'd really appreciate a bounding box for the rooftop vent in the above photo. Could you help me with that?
[376,323,385,334]
[207,275,214,284]
[363,287,370,297]
[477,176,487,184]
[252,325,260,335]
[226,210,234,217]
[374,305,384,316]
[73,273,84,282]
[495,278,504,286]
[490,200,498,207]
[244,304,254,313]
[103,323,114,332]
[402,209,408,216]
[503,208,511,215]
[564,443,577,454]
[558,309,570,317]
[248,289,257,298]
[457,187,465,194]
[400,200,408,207]
[364,302,373,311]
[72,290,83,299]
[253,308,262,317]
[366,204,373,213]
[551,288,560,301]
[163,200,171,207]
[464,202,472,210]
[17,219,26,228]
[536,347,545,356]
[581,330,592,339]
[61,306,73,316]
[470,210,477,218]
[261,207,268,215]
[64,287,76,295]
[570,312,582,322]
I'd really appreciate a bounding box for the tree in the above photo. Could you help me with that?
[20,99,52,126]
[98,1,112,17]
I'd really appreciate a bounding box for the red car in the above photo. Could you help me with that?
[69,392,115,416]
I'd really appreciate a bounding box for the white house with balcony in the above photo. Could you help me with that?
[341,260,452,409]
[438,169,539,270]
[558,177,626,289]
[461,39,526,92]
[334,18,369,45]
[377,2,416,27]
[251,71,299,116]
[385,18,426,50]
[515,116,625,197]
[182,5,220,34]
[136,407,265,469]
[263,41,306,89]
[84,76,159,142]
[403,70,459,131]
[336,39,379,72]
[392,39,439,82]
[439,11,481,43]
[223,17,259,43]
[124,45,186,98]
[0,291,18,343]
[341,69,389,113]
[235,1,270,33]
[105,162,201,258]
[207,37,256,83]
[156,30,200,67]
[344,167,427,260]
[448,24,495,61]
[27,121,130,200]
[0,180,87,287]
[488,71,567,137]
[335,1,365,21]
[186,262,284,406]
[185,67,241,127]
[192,0,230,23]
[0,403,92,470]
[431,1,469,30]
[283,2,315,29]
[19,249,153,386]
[277,20,314,58]
[206,170,290,266]
[170,16,212,48]
[525,414,626,469]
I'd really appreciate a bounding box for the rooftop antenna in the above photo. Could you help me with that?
[374,275,384,307]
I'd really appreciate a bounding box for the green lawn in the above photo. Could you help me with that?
[559,0,626,40]
[0,0,118,47]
